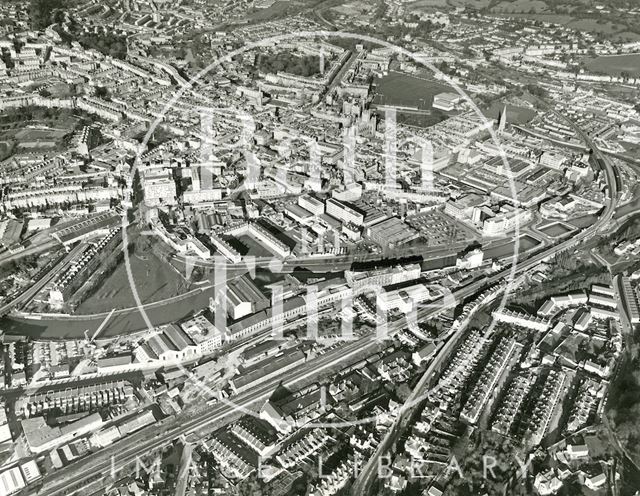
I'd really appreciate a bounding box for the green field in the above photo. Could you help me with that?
[0,109,85,153]
[15,127,68,141]
[584,54,640,77]
[491,0,546,13]
[372,71,453,109]
[74,242,192,315]
[246,0,301,22]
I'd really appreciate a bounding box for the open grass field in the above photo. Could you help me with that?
[246,0,301,22]
[583,53,640,77]
[332,1,377,16]
[372,71,452,109]
[14,127,68,141]
[408,0,450,7]
[0,112,81,153]
[494,10,640,42]
[491,0,546,13]
[74,249,191,315]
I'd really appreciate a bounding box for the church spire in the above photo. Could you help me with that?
[498,105,507,134]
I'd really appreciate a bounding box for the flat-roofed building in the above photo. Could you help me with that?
[181,314,223,355]
[226,296,306,341]
[19,460,40,485]
[483,206,533,236]
[143,168,176,206]
[0,423,11,444]
[345,264,421,292]
[22,413,103,454]
[539,151,568,170]
[444,193,486,223]
[284,203,313,224]
[432,92,462,111]
[326,198,364,226]
[484,156,533,179]
[298,194,324,216]
[378,284,431,313]
[0,467,25,495]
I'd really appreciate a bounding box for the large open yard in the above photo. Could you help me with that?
[74,244,192,315]
[538,222,575,238]
[0,288,213,340]
[372,71,453,109]
[484,235,542,259]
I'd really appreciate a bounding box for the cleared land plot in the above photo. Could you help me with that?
[74,249,191,315]
[538,222,575,238]
[484,235,542,259]
[226,233,275,258]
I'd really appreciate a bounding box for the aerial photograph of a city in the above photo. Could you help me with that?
[1,0,640,495]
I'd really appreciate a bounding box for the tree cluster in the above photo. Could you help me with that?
[29,0,67,30]
[132,169,144,207]
[73,30,127,60]
[525,84,548,98]
[54,18,127,60]
[607,345,640,465]
[256,53,321,78]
